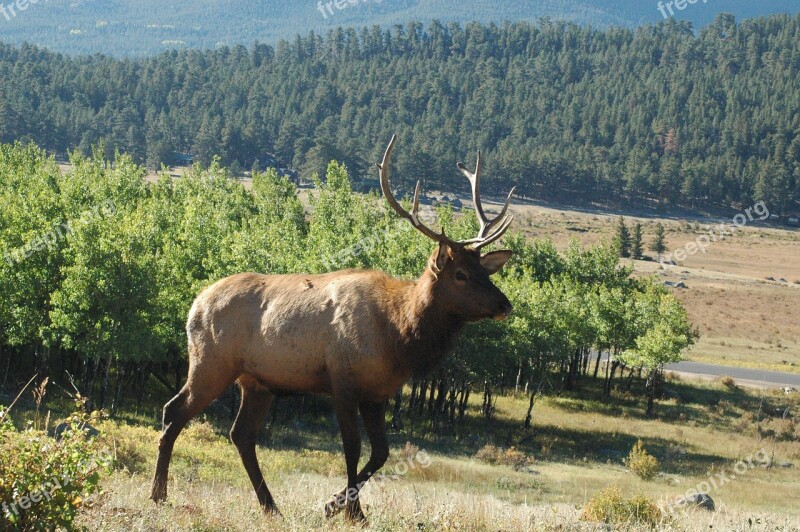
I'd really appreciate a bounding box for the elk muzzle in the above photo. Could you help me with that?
[493,298,513,321]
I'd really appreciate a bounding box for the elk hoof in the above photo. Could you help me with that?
[262,503,282,517]
[324,497,344,519]
[345,503,368,525]
[149,483,167,504]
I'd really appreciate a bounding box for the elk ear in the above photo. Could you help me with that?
[429,241,451,274]
[480,250,512,275]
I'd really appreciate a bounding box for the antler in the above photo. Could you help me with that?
[378,136,515,250]
[377,135,445,242]
[457,152,515,250]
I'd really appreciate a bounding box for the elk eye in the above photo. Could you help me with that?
[455,271,468,282]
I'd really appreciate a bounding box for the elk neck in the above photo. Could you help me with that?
[388,268,465,379]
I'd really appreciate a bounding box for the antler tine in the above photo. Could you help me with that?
[457,151,487,230]
[473,214,514,250]
[458,153,515,240]
[377,135,444,243]
[457,151,490,237]
[457,150,516,247]
[486,186,516,236]
[460,211,514,245]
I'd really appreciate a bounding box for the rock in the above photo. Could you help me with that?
[766,276,775,281]
[678,493,715,511]
[779,278,788,283]
[675,282,688,289]
[52,421,99,441]
[664,281,676,287]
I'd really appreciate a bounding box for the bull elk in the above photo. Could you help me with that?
[150,135,515,522]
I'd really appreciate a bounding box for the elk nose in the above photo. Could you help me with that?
[495,301,513,320]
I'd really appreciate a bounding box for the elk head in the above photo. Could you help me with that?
[377,135,515,322]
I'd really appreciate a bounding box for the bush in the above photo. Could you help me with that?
[718,375,737,390]
[760,418,798,442]
[0,406,112,530]
[582,486,662,527]
[626,440,660,480]
[474,444,530,470]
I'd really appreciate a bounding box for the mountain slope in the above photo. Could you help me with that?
[2,16,798,211]
[0,0,798,56]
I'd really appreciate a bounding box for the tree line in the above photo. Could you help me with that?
[1,14,799,213]
[0,143,695,422]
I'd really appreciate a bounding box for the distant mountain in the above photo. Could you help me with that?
[0,0,798,56]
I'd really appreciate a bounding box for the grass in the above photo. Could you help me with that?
[48,375,800,530]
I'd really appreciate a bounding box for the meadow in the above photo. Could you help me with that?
[69,375,800,531]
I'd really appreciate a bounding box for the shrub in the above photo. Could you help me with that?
[475,443,501,463]
[760,418,798,442]
[626,440,660,480]
[0,406,112,530]
[715,399,735,416]
[183,418,223,443]
[474,444,531,470]
[582,486,662,527]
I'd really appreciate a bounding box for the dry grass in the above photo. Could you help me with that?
[72,377,800,531]
[77,471,800,531]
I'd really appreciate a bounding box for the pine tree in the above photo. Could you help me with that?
[615,216,631,258]
[631,223,643,259]
[650,223,667,260]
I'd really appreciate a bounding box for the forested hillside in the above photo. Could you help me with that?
[2,15,798,211]
[0,0,797,56]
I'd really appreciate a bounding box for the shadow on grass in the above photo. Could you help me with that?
[72,373,796,482]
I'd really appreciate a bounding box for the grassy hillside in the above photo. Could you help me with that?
[64,376,800,530]
[0,0,798,56]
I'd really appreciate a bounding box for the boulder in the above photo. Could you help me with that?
[678,493,715,511]
[52,421,99,441]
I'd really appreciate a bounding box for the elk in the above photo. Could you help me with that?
[149,135,515,522]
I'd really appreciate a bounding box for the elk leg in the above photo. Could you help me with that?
[325,401,389,519]
[150,360,237,503]
[327,399,366,522]
[230,376,279,515]
[150,388,189,502]
[151,383,228,502]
